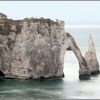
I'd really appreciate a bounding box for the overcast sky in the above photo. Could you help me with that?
[0,1,100,26]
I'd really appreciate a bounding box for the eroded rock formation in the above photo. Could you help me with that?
[84,34,99,75]
[0,13,90,80]
[65,33,90,80]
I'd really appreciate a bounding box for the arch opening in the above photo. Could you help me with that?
[64,51,79,81]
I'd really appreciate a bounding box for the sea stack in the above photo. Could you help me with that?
[84,34,99,75]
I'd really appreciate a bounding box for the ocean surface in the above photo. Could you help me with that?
[0,27,100,100]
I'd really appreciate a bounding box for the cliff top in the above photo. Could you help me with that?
[0,13,7,19]
[0,13,64,26]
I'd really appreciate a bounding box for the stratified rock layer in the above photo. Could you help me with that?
[84,34,99,75]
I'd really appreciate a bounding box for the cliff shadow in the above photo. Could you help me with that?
[0,70,5,79]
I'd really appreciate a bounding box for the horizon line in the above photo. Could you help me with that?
[66,25,100,28]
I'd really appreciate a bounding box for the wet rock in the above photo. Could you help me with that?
[84,34,99,75]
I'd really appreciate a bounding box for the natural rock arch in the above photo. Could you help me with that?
[65,33,90,80]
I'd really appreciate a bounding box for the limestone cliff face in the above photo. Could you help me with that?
[0,14,66,79]
[84,34,99,75]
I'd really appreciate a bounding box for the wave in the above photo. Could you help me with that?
[0,89,23,94]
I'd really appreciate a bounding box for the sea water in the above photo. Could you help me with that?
[0,27,100,99]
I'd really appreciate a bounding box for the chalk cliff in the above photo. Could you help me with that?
[0,14,66,79]
[0,13,90,80]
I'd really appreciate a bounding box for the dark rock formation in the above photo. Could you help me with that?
[0,70,5,78]
[84,34,99,75]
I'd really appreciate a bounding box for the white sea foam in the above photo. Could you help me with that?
[0,89,22,94]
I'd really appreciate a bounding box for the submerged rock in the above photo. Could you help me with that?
[84,34,99,75]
